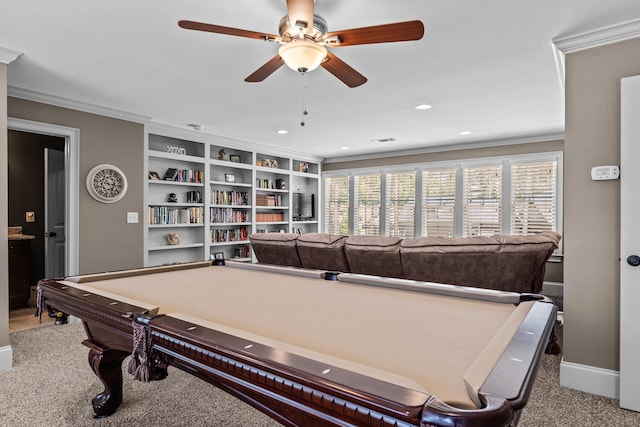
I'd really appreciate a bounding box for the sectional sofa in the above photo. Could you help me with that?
[249,231,561,294]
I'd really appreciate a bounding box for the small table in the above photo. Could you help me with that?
[37,260,556,426]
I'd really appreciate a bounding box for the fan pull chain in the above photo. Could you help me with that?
[300,71,308,126]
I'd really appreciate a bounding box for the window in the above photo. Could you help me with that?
[354,174,381,235]
[511,161,557,235]
[324,176,350,235]
[386,171,416,237]
[422,168,456,237]
[463,165,502,237]
[323,152,561,248]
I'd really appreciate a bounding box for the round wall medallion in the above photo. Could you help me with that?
[86,164,128,203]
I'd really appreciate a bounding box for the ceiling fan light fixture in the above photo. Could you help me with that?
[278,38,327,73]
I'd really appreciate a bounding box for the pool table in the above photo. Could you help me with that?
[37,260,557,427]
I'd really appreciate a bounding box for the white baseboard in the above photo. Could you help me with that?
[560,358,619,399]
[0,345,13,372]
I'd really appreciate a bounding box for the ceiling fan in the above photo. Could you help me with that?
[178,0,424,88]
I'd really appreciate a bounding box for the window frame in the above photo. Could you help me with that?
[322,151,563,255]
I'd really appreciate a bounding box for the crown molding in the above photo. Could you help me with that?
[0,46,22,64]
[553,18,640,54]
[7,86,153,123]
[550,18,640,103]
[145,121,325,163]
[323,132,565,164]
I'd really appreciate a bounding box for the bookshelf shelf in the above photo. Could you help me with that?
[148,243,205,251]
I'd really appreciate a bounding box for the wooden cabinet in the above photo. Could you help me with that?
[9,239,31,310]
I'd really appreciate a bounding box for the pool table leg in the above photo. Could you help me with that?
[83,339,130,418]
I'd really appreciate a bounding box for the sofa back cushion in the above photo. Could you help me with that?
[400,232,559,293]
[296,233,350,272]
[344,236,404,278]
[250,232,302,268]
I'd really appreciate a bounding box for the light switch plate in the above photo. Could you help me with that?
[127,212,138,223]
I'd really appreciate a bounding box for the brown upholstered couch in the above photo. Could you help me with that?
[249,231,561,294]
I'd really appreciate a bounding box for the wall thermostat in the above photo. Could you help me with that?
[591,165,620,180]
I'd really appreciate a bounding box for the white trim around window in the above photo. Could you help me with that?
[322,151,563,255]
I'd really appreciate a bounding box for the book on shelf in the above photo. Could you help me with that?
[233,246,251,258]
[211,227,249,243]
[256,212,285,222]
[210,207,248,223]
[255,194,281,207]
[163,168,178,181]
[163,168,204,183]
[211,190,248,206]
[148,206,203,225]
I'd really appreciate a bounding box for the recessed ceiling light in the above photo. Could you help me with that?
[415,104,432,110]
[459,131,472,135]
[340,146,350,150]
[277,129,288,134]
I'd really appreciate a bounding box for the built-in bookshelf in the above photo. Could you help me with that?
[143,125,321,266]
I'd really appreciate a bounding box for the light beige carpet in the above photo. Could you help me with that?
[2,323,640,426]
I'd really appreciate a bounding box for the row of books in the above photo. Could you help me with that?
[164,168,204,183]
[256,178,285,189]
[255,194,283,207]
[256,212,285,222]
[211,227,249,243]
[232,246,251,259]
[211,190,249,206]
[210,208,249,223]
[148,206,203,225]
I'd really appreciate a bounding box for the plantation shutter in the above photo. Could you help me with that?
[463,165,502,236]
[323,176,350,235]
[386,171,416,237]
[354,174,381,235]
[422,168,456,237]
[511,161,557,235]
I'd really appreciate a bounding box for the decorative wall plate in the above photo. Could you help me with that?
[86,164,128,203]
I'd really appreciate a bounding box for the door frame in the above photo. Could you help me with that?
[620,75,640,410]
[7,118,79,276]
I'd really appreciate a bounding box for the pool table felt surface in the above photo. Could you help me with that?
[61,262,534,409]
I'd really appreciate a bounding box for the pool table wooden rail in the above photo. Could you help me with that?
[36,263,556,427]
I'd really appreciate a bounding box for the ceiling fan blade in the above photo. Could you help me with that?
[320,52,367,88]
[324,20,424,46]
[245,55,285,82]
[178,20,279,41]
[286,0,315,34]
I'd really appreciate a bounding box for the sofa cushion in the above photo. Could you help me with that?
[296,233,350,272]
[400,232,559,293]
[250,232,302,268]
[345,236,404,278]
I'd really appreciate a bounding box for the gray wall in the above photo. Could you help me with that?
[7,98,145,274]
[563,37,640,370]
[323,139,565,284]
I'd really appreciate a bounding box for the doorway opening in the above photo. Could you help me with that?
[7,118,79,317]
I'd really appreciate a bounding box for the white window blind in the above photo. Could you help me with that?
[324,175,350,235]
[354,174,381,235]
[463,165,502,237]
[386,171,416,237]
[511,161,557,235]
[422,168,456,237]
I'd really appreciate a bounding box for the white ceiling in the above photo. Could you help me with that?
[2,0,640,160]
